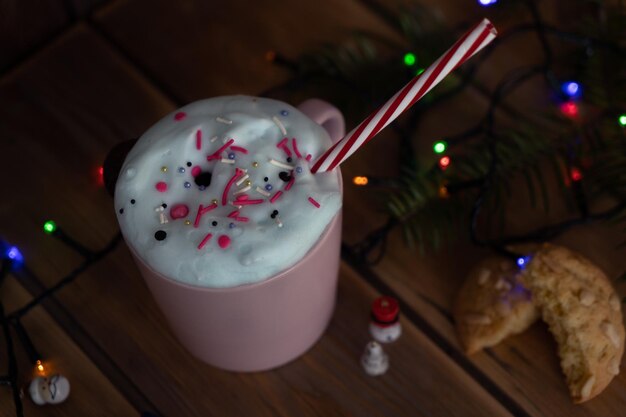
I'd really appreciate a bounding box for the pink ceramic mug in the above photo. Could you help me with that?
[129,99,345,372]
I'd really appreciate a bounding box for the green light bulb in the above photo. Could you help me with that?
[619,114,626,127]
[433,141,447,154]
[403,53,416,67]
[416,68,425,76]
[43,220,57,234]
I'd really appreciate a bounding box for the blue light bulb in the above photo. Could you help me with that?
[516,255,531,269]
[561,81,582,99]
[6,246,24,264]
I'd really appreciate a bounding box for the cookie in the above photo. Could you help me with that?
[454,257,540,354]
[521,243,624,403]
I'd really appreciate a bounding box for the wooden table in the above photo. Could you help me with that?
[1,1,625,416]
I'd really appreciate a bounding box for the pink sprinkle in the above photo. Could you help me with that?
[174,112,186,121]
[222,168,245,205]
[276,137,289,148]
[285,174,295,191]
[237,199,264,205]
[197,232,213,250]
[235,216,249,222]
[191,166,202,177]
[230,145,249,154]
[217,235,231,249]
[308,197,320,208]
[196,130,202,150]
[235,194,249,201]
[155,182,168,192]
[170,204,189,219]
[270,191,283,203]
[292,138,302,158]
[306,154,312,161]
[194,203,218,227]
[207,138,235,161]
[227,210,240,219]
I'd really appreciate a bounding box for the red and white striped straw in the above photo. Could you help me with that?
[311,19,497,173]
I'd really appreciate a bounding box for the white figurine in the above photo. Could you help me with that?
[29,374,70,405]
[369,296,402,343]
[361,341,389,376]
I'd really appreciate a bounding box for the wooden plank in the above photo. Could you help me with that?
[0,23,512,416]
[0,278,138,417]
[92,0,400,103]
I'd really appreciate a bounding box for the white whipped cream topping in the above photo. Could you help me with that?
[115,96,342,288]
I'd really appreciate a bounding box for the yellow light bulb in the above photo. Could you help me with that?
[353,176,369,186]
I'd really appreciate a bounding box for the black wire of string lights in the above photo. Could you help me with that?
[0,223,121,417]
[265,0,626,266]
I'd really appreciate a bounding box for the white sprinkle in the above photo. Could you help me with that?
[269,159,295,169]
[220,158,235,164]
[275,216,283,228]
[216,117,232,124]
[234,185,252,195]
[154,206,164,213]
[159,213,168,224]
[229,202,243,209]
[272,116,287,135]
[236,174,250,186]
[255,186,271,197]
[210,135,219,143]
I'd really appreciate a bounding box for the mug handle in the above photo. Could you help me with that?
[297,99,345,144]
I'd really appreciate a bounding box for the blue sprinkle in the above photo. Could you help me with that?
[229,223,236,229]
[280,110,289,116]
[199,185,206,191]
[178,167,186,173]
[228,152,236,160]
[295,166,303,174]
[265,184,273,191]
[184,182,191,188]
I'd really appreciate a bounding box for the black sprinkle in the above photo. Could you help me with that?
[287,157,293,163]
[186,162,192,167]
[119,208,124,214]
[212,221,218,226]
[272,210,279,215]
[131,199,136,204]
[154,230,167,241]
[162,203,167,209]
[194,171,213,187]
[271,209,279,218]
[278,171,292,182]
[264,176,269,182]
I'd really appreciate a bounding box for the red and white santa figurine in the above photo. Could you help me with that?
[369,296,402,343]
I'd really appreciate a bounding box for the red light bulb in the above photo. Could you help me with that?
[560,102,579,118]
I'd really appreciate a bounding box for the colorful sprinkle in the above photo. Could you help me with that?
[170,204,189,219]
[155,182,168,192]
[237,199,264,205]
[234,185,251,195]
[252,162,259,168]
[230,145,249,154]
[178,167,186,173]
[245,179,252,186]
[275,216,283,228]
[131,199,136,204]
[229,223,236,229]
[196,130,202,150]
[161,166,168,172]
[265,184,273,191]
[186,162,192,167]
[119,208,124,214]
[255,186,271,197]
[269,159,295,169]
[280,110,289,116]
[194,203,218,227]
[305,154,312,161]
[236,174,250,186]
[278,171,292,182]
[184,181,191,188]
[174,112,186,121]
[292,138,302,158]
[228,153,236,159]
[308,197,321,208]
[217,235,231,249]
[276,137,292,157]
[212,221,218,226]
[197,232,213,249]
[207,138,235,161]
[285,174,295,191]
[211,199,219,205]
[235,194,249,201]
[184,220,191,225]
[155,230,167,241]
[222,168,245,205]
[220,158,235,164]
[216,117,232,124]
[296,166,303,174]
[191,166,202,177]
[270,191,283,203]
[210,135,218,142]
[272,116,287,135]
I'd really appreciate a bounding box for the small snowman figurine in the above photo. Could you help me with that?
[369,296,402,343]
[29,374,70,405]
[361,341,389,376]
